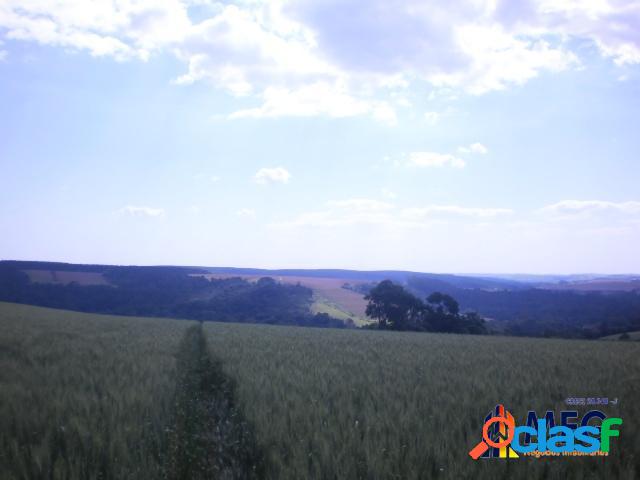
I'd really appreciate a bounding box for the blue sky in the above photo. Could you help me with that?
[1,0,639,273]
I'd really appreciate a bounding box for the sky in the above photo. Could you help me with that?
[1,0,639,274]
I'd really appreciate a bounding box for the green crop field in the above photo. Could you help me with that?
[310,295,368,326]
[0,302,195,479]
[204,322,640,480]
[1,301,639,479]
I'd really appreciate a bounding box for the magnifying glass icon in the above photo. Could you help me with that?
[468,414,515,459]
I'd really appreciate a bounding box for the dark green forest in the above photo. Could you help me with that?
[405,276,640,338]
[0,263,344,328]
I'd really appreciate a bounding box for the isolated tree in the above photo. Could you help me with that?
[365,280,424,330]
[365,281,488,334]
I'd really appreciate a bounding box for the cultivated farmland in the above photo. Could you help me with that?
[204,322,640,480]
[1,302,639,479]
[194,273,370,322]
[22,269,110,285]
[0,302,195,479]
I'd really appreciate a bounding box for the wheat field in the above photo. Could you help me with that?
[0,302,195,479]
[1,302,639,479]
[204,321,640,480]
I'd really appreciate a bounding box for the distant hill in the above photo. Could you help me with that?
[201,267,525,291]
[469,273,640,288]
[5,260,637,292]
[0,261,345,328]
[539,279,640,292]
[2,260,640,338]
[0,260,205,275]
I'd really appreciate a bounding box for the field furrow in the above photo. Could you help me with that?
[164,324,264,480]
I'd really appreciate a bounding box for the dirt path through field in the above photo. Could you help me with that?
[164,324,264,479]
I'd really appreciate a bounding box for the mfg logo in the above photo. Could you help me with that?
[469,404,622,459]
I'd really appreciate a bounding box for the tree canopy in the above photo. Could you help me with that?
[0,264,345,328]
[365,280,487,334]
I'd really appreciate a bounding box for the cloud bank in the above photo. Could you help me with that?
[274,197,513,228]
[1,0,638,121]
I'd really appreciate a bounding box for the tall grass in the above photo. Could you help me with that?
[0,302,195,479]
[204,322,640,479]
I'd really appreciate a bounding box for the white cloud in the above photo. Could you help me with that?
[210,175,220,183]
[237,208,256,218]
[171,3,338,95]
[327,198,393,212]
[458,142,488,154]
[407,152,466,169]
[394,95,412,108]
[530,0,640,66]
[118,205,164,217]
[229,81,396,125]
[1,0,638,121]
[253,166,291,185]
[274,198,512,228]
[427,24,579,94]
[406,144,486,170]
[401,205,513,219]
[274,197,397,228]
[539,200,640,217]
[0,0,192,60]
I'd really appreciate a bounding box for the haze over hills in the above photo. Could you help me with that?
[4,259,639,289]
[1,259,639,339]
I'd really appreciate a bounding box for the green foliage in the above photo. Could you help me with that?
[365,280,487,333]
[0,302,194,479]
[0,264,344,328]
[427,292,460,315]
[204,321,640,480]
[173,277,318,325]
[407,276,640,338]
[365,280,424,330]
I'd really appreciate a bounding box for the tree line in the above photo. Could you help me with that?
[364,280,487,334]
[406,276,640,338]
[0,264,345,328]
